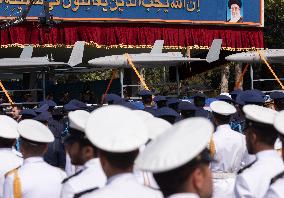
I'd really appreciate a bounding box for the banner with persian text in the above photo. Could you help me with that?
[0,0,264,26]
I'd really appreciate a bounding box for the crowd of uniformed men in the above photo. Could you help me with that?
[1,88,284,198]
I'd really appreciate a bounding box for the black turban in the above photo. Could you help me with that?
[228,0,242,8]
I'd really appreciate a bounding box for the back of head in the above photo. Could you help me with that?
[135,117,214,197]
[243,105,278,153]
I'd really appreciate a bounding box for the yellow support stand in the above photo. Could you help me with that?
[256,49,284,90]
[0,80,14,105]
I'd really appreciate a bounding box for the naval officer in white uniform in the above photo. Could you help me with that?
[209,101,248,198]
[0,115,23,198]
[80,105,163,198]
[264,110,284,198]
[135,117,214,198]
[61,110,106,198]
[135,117,171,189]
[4,119,66,198]
[234,105,284,198]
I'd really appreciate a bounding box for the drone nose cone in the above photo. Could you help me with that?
[225,54,239,62]
[88,58,107,66]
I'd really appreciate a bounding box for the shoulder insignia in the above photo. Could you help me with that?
[74,187,99,198]
[270,170,284,185]
[237,160,257,174]
[5,166,21,178]
[62,169,84,184]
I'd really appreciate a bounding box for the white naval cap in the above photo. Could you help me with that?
[135,117,214,173]
[68,110,90,132]
[243,104,278,125]
[0,115,19,139]
[133,110,154,121]
[210,101,236,116]
[86,105,149,153]
[145,117,172,140]
[274,111,284,135]
[220,92,232,98]
[18,119,54,143]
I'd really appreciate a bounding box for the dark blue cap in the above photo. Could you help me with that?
[69,99,87,109]
[20,109,37,117]
[139,90,153,96]
[39,100,57,107]
[215,95,234,103]
[153,95,167,102]
[236,90,265,105]
[33,111,51,122]
[120,102,139,110]
[166,98,180,106]
[270,91,284,100]
[154,107,179,118]
[230,89,242,95]
[105,94,122,103]
[251,89,265,98]
[35,104,49,113]
[193,93,208,99]
[63,103,80,111]
[178,101,198,111]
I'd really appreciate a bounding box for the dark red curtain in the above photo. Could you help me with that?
[0,22,264,50]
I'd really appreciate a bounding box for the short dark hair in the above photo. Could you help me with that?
[12,104,22,110]
[20,138,47,156]
[212,112,231,125]
[142,95,152,105]
[246,119,278,146]
[274,99,284,111]
[153,149,211,197]
[0,137,15,148]
[181,110,195,119]
[100,149,139,170]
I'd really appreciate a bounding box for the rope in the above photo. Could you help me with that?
[235,63,249,89]
[209,136,216,158]
[101,69,117,104]
[5,168,22,198]
[0,80,14,105]
[123,53,150,91]
[256,49,284,90]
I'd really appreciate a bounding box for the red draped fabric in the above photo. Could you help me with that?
[0,22,264,50]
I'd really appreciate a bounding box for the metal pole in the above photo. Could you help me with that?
[42,71,46,100]
[250,64,254,90]
[176,66,180,96]
[120,69,124,98]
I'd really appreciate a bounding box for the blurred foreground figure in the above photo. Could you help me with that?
[80,106,162,198]
[61,110,106,198]
[4,120,66,198]
[234,105,284,198]
[210,101,248,198]
[265,111,284,198]
[0,116,23,198]
[136,117,214,198]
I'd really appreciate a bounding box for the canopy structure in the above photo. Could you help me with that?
[0,22,264,51]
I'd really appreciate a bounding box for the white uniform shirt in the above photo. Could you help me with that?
[167,193,199,198]
[81,173,163,198]
[234,150,284,198]
[134,170,159,189]
[4,157,66,198]
[61,158,107,198]
[0,148,23,198]
[210,124,248,198]
[264,171,284,198]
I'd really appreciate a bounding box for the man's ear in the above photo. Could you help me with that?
[250,130,258,145]
[191,166,204,191]
[82,146,95,159]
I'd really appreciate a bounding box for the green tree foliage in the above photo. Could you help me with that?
[264,0,284,48]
